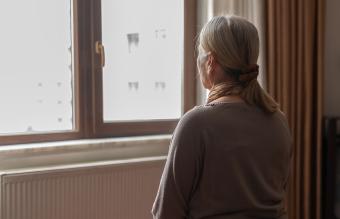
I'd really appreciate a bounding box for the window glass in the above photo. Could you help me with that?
[102,0,183,121]
[0,0,74,134]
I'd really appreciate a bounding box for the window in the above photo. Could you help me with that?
[0,0,197,145]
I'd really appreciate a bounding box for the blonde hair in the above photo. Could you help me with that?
[199,15,278,113]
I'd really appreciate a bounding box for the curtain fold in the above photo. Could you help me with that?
[265,1,325,219]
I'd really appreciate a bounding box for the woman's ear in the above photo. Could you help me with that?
[206,53,216,76]
[204,53,217,88]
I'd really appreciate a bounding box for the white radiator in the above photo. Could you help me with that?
[0,157,165,219]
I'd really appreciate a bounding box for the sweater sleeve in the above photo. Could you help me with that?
[151,108,204,219]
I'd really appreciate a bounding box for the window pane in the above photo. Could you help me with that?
[0,0,74,134]
[102,0,183,121]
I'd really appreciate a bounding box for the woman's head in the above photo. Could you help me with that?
[197,15,278,113]
[198,15,259,77]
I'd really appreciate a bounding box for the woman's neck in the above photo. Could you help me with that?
[209,95,244,104]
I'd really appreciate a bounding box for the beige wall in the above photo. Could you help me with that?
[324,0,340,116]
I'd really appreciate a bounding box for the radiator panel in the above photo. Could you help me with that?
[0,159,165,219]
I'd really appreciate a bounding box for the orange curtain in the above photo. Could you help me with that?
[264,1,325,219]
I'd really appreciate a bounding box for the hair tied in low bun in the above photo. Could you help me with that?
[200,15,278,113]
[238,64,259,83]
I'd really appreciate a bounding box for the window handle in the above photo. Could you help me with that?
[95,41,105,67]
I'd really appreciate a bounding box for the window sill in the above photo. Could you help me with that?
[0,135,171,171]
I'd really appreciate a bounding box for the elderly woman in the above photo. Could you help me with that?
[152,15,292,219]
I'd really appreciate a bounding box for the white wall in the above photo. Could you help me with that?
[324,0,340,117]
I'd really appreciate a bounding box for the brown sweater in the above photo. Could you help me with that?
[152,102,292,219]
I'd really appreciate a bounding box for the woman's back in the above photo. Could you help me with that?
[152,15,292,219]
[152,102,292,219]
